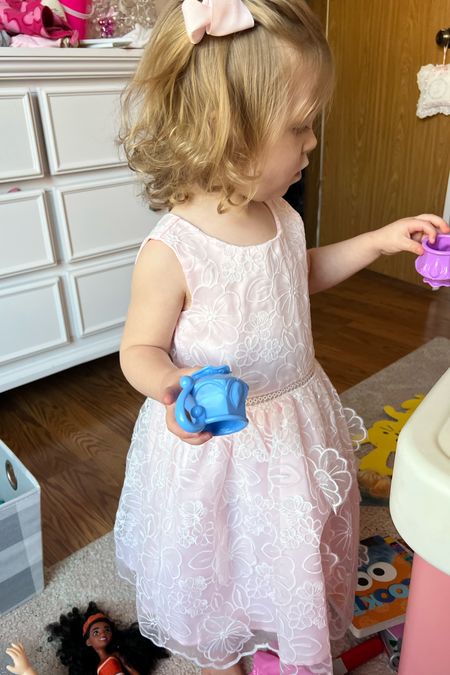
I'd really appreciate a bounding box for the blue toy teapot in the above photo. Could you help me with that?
[175,365,249,436]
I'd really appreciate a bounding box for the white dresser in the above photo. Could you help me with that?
[0,48,160,392]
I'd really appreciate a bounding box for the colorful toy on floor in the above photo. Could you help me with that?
[358,395,424,504]
[250,636,385,674]
[415,232,450,288]
[250,650,278,674]
[46,601,169,675]
[379,622,404,671]
[350,536,413,638]
[175,365,249,435]
[333,635,385,674]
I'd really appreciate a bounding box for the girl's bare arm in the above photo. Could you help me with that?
[307,214,449,294]
[120,239,212,445]
[120,240,187,402]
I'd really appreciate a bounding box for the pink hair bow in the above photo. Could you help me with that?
[182,0,254,44]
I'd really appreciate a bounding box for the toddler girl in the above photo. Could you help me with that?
[114,1,449,674]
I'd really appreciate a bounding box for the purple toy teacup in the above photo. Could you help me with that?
[415,233,450,288]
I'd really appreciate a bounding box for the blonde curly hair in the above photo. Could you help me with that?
[120,0,333,211]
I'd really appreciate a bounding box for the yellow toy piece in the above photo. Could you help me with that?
[358,395,424,477]
[357,469,392,500]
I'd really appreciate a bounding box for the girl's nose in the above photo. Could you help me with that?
[306,128,318,152]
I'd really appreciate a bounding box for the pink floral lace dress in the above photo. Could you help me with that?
[114,198,365,674]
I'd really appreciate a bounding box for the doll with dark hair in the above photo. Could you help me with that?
[46,601,169,675]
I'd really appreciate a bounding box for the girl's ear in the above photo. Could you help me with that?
[85,638,91,647]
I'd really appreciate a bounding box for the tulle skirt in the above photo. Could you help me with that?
[115,364,364,673]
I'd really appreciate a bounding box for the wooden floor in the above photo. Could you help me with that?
[1,270,449,568]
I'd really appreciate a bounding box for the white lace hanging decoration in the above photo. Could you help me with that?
[417,33,450,118]
[417,63,450,118]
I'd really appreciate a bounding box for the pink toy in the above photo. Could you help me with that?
[60,0,92,38]
[0,0,75,40]
[390,368,450,674]
[250,650,277,674]
[251,651,314,674]
[251,652,312,674]
[397,555,450,674]
[250,638,385,675]
[415,233,450,288]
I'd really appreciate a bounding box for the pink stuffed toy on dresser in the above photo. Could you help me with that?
[0,0,75,40]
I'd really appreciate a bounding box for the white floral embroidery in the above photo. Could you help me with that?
[173,576,209,617]
[243,494,274,535]
[233,427,270,463]
[358,543,370,567]
[343,407,367,450]
[246,552,296,607]
[200,607,253,662]
[235,334,262,367]
[261,337,284,363]
[222,249,265,284]
[246,562,274,599]
[297,580,326,611]
[329,511,354,560]
[307,446,353,513]
[275,269,309,328]
[180,500,207,528]
[280,660,333,675]
[280,496,322,548]
[178,501,215,548]
[243,310,273,340]
[187,288,241,346]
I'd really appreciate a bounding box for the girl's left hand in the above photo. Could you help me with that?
[376,214,449,256]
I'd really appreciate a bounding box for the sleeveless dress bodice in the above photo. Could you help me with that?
[115,198,364,674]
[148,199,315,396]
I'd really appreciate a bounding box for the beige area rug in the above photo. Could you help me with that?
[1,337,449,675]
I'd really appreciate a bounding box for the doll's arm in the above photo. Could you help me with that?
[307,213,449,294]
[109,650,141,675]
[5,643,38,675]
[123,665,141,675]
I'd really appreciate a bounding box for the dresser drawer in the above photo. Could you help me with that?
[54,176,155,262]
[68,258,134,337]
[38,86,125,175]
[0,190,56,278]
[0,90,43,182]
[0,278,69,365]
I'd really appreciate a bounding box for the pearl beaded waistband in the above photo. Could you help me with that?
[246,365,316,406]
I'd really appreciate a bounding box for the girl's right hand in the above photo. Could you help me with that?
[161,367,213,445]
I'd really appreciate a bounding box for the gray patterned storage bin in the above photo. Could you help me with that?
[0,440,44,616]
